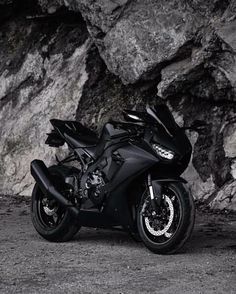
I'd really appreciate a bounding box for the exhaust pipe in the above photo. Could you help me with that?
[31,160,79,218]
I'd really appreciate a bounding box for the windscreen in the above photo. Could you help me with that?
[146,104,179,136]
[154,105,179,131]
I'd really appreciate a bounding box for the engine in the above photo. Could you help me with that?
[85,170,106,205]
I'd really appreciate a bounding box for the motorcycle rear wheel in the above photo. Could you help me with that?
[31,166,80,242]
[137,182,195,254]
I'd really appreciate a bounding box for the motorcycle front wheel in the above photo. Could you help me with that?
[137,182,195,254]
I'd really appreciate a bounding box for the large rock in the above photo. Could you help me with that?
[167,96,236,208]
[0,0,235,211]
[38,0,63,14]
[0,14,91,195]
[211,181,236,211]
[72,0,206,84]
[37,0,235,85]
[158,18,236,102]
[0,0,15,23]
[76,45,155,130]
[75,44,236,211]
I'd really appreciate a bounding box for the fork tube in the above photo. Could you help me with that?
[148,173,158,211]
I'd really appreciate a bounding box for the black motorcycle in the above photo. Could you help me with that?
[30,103,196,254]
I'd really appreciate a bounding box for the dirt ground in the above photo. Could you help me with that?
[0,195,235,294]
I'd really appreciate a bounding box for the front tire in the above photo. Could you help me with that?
[137,182,195,254]
[31,166,80,242]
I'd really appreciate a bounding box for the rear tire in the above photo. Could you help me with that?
[31,166,80,242]
[137,182,195,254]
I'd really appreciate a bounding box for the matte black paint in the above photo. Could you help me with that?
[31,104,192,231]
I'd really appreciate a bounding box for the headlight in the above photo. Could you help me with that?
[152,143,175,160]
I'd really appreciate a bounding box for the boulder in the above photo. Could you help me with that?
[0,15,90,195]
[36,0,235,86]
[0,0,235,211]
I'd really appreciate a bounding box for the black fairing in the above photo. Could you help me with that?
[33,103,193,231]
[146,104,192,175]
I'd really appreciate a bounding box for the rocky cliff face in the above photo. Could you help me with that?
[0,0,235,210]
[0,5,91,194]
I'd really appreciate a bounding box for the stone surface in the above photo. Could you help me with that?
[76,45,155,131]
[0,0,235,211]
[0,13,91,195]
[157,22,236,102]
[38,0,63,14]
[223,122,236,158]
[211,181,236,211]
[0,0,15,23]
[76,47,236,210]
[79,0,205,84]
[167,96,236,204]
[36,0,236,87]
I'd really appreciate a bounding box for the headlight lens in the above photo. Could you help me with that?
[152,143,175,160]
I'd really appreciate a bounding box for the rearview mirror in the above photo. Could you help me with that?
[182,120,208,132]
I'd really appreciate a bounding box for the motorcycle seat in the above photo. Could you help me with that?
[50,119,99,147]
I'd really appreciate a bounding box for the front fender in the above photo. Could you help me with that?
[152,177,187,184]
[151,177,187,206]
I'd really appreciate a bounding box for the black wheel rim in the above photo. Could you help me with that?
[36,187,66,229]
[35,173,67,230]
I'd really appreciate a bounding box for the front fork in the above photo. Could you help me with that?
[147,173,163,212]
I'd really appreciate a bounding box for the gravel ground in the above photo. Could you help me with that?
[0,195,235,294]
